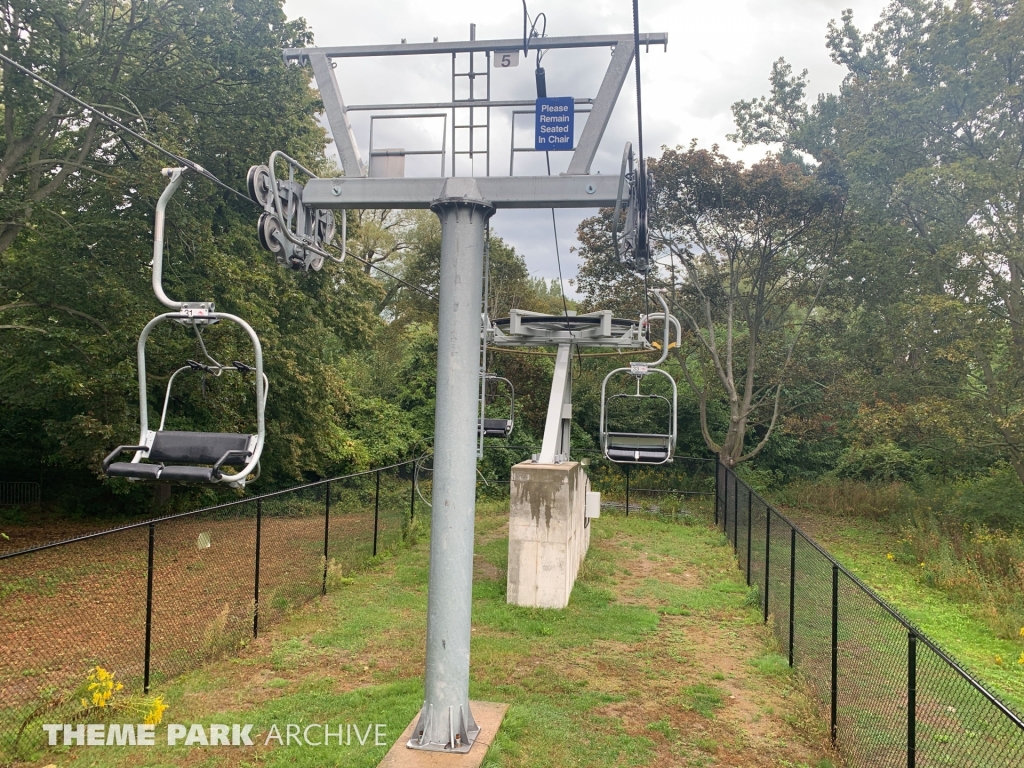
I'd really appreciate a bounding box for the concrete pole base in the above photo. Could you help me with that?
[378,702,508,767]
[507,461,592,609]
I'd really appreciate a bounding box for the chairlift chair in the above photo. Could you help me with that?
[478,373,515,439]
[600,363,677,465]
[599,292,680,465]
[103,167,267,488]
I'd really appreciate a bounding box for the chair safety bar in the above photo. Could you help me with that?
[129,311,266,487]
[599,365,678,466]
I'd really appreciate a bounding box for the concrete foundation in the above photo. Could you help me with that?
[506,461,591,609]
[378,701,508,767]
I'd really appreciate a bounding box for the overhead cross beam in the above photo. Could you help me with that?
[288,32,668,180]
[303,174,620,208]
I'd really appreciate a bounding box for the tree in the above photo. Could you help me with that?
[0,0,318,254]
[650,145,845,467]
[733,0,1024,482]
[0,0,420,513]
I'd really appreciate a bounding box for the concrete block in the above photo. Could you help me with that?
[506,461,592,609]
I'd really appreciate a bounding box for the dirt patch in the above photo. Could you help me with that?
[580,524,839,768]
[473,554,502,582]
[0,507,390,743]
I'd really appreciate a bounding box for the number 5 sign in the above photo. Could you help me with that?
[495,50,520,68]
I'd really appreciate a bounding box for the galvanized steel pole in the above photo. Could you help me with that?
[409,180,493,753]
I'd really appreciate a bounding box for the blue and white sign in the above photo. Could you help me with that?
[535,97,574,151]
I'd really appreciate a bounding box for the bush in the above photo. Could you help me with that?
[834,443,922,483]
[946,463,1024,531]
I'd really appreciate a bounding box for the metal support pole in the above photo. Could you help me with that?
[789,526,796,667]
[538,343,573,463]
[745,490,752,585]
[143,523,154,693]
[410,182,493,754]
[323,482,331,595]
[373,469,381,557]
[831,563,839,745]
[908,632,917,768]
[254,499,262,639]
[764,509,771,624]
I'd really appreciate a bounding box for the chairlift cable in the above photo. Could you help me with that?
[2,50,444,306]
[0,51,255,206]
[325,242,439,302]
[632,0,651,324]
[545,140,583,374]
[632,0,646,221]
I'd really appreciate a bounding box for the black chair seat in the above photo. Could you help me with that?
[607,447,670,463]
[106,462,163,480]
[480,418,512,438]
[104,431,254,484]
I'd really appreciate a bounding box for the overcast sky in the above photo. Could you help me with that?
[284,0,890,295]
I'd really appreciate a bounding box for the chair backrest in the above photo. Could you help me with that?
[149,431,252,466]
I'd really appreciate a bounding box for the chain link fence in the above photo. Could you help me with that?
[716,462,1024,767]
[0,459,423,762]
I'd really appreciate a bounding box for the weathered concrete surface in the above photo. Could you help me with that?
[377,701,508,767]
[506,461,591,609]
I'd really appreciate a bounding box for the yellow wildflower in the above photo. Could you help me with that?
[995,655,1003,666]
[1019,627,1024,638]
[1017,653,1024,666]
[887,553,894,561]
[143,697,168,726]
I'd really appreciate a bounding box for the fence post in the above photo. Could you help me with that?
[254,498,262,639]
[908,632,917,768]
[788,526,796,667]
[745,490,752,585]
[373,469,381,557]
[763,509,771,624]
[733,474,739,552]
[722,467,728,533]
[410,462,417,521]
[323,482,331,596]
[714,457,720,526]
[831,562,839,745]
[625,466,630,517]
[143,523,155,693]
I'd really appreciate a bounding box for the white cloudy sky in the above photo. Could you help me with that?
[284,0,889,294]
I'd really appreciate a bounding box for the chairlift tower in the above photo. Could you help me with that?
[252,26,667,754]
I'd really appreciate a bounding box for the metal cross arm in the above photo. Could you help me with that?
[303,175,621,209]
[287,32,668,179]
[282,33,668,61]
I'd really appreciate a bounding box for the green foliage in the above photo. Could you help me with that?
[946,464,1024,532]
[732,0,1024,485]
[834,443,923,484]
[0,0,419,514]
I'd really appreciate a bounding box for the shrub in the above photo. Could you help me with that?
[834,443,922,483]
[946,463,1024,530]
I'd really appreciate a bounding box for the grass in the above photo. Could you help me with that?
[773,487,1024,715]
[13,500,837,768]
